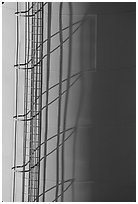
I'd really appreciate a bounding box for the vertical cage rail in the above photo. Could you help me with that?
[12,2,19,202]
[42,2,52,202]
[22,2,28,201]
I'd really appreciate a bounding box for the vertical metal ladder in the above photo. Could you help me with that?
[22,2,43,202]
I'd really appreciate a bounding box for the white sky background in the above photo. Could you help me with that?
[2,2,16,202]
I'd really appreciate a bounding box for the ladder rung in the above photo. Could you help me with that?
[28,187,38,190]
[33,33,42,35]
[32,25,42,27]
[27,194,37,197]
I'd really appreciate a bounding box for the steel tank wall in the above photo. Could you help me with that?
[69,2,136,202]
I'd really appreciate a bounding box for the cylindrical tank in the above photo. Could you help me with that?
[2,2,135,202]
